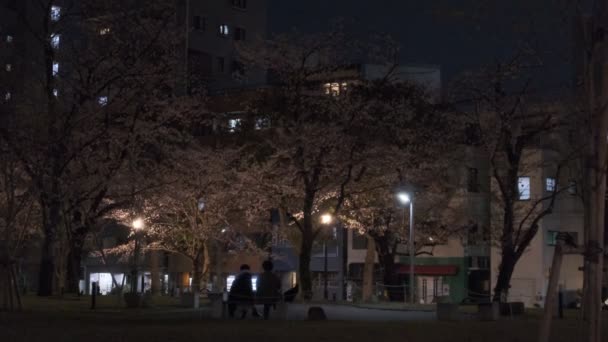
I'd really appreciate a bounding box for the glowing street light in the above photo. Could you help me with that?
[131,217,145,295]
[396,191,415,304]
[321,213,333,225]
[132,218,145,231]
[397,192,411,205]
[320,213,334,300]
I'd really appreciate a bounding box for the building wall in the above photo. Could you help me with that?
[186,0,268,90]
[490,148,585,307]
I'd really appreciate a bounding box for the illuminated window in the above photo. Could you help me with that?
[518,176,530,200]
[51,6,61,21]
[323,81,348,96]
[6,35,13,43]
[99,27,111,35]
[5,64,11,72]
[218,24,229,37]
[98,96,108,106]
[545,178,556,192]
[226,275,235,291]
[228,118,241,132]
[52,62,59,76]
[51,34,60,49]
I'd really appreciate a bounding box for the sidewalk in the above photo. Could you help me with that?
[352,302,436,312]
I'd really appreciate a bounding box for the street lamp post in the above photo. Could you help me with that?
[321,214,332,301]
[131,218,145,294]
[397,192,415,304]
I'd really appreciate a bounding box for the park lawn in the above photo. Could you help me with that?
[19,294,188,313]
[0,308,603,342]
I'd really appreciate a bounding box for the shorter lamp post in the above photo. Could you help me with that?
[397,192,415,304]
[131,218,145,294]
[321,214,333,300]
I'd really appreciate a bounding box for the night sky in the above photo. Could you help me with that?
[270,0,575,90]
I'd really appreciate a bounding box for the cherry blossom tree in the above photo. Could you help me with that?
[449,51,578,303]
[0,0,200,296]
[237,27,458,299]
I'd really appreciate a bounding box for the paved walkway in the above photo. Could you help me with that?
[282,303,436,321]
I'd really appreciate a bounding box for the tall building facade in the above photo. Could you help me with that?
[183,0,268,91]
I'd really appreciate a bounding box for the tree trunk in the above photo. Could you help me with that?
[298,228,314,300]
[492,251,517,302]
[66,247,82,294]
[191,246,205,294]
[361,235,376,302]
[66,224,87,294]
[298,189,316,301]
[582,3,608,341]
[38,200,61,296]
[202,242,210,289]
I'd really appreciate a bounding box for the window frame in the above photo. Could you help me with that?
[545,177,556,192]
[547,231,578,246]
[517,176,531,201]
[233,27,246,41]
[51,34,61,49]
[218,24,230,37]
[50,6,61,21]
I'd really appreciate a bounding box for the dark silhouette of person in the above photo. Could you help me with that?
[228,264,256,319]
[256,260,282,320]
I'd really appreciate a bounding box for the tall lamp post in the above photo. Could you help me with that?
[131,218,145,294]
[397,192,415,304]
[321,214,333,300]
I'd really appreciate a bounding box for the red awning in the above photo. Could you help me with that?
[395,264,459,276]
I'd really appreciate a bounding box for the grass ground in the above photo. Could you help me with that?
[0,296,604,342]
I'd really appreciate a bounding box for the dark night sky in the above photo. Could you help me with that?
[269,0,575,91]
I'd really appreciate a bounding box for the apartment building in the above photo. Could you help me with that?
[184,0,268,91]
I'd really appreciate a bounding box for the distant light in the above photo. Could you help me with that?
[51,34,60,49]
[132,218,145,231]
[98,96,108,106]
[428,237,434,242]
[5,64,11,72]
[99,27,111,36]
[6,35,13,43]
[53,89,58,97]
[221,228,227,234]
[50,6,61,21]
[321,214,333,225]
[52,62,59,76]
[197,198,205,212]
[397,192,411,204]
